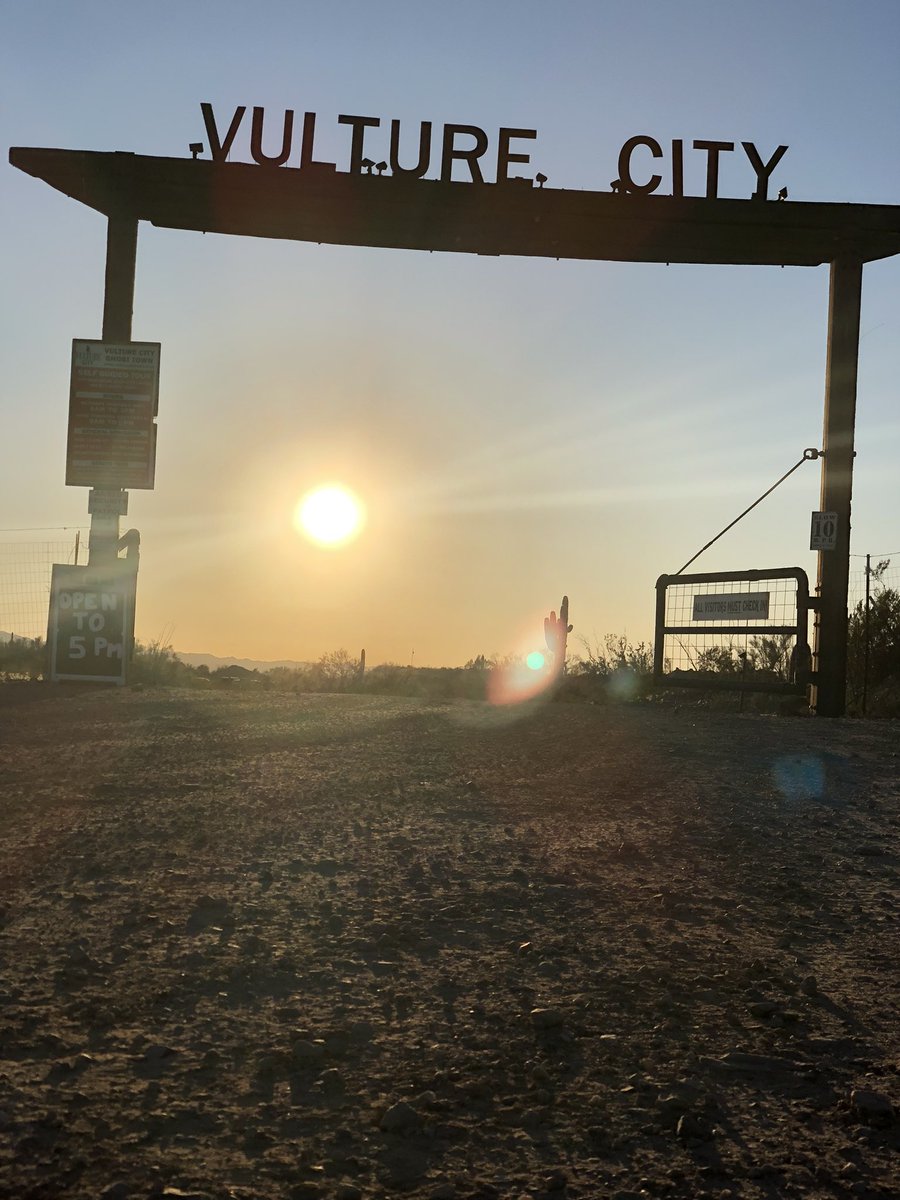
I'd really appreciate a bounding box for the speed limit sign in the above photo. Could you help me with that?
[810,510,838,550]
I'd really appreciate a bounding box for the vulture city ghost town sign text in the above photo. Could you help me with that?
[198,102,789,199]
[9,101,900,714]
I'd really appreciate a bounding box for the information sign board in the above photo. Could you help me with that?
[47,562,136,684]
[810,510,838,551]
[66,340,160,489]
[692,592,771,621]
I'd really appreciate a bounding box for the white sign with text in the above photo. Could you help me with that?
[692,592,771,621]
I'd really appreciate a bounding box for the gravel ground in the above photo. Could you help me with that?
[0,685,898,1200]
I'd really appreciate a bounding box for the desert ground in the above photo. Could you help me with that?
[0,685,897,1200]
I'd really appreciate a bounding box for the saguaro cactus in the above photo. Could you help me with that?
[544,595,573,674]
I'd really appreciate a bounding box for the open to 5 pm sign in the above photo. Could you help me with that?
[48,563,136,683]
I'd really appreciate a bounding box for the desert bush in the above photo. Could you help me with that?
[0,635,45,680]
[568,634,655,702]
[130,640,202,687]
[846,575,900,715]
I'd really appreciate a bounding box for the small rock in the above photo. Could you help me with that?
[430,1185,456,1200]
[292,1039,326,1065]
[850,1087,894,1125]
[748,1001,780,1019]
[313,858,340,876]
[676,1112,713,1140]
[544,1169,568,1191]
[142,1044,179,1062]
[380,1100,421,1133]
[530,1008,564,1030]
[335,1187,362,1200]
[318,1068,345,1096]
[289,1185,322,1200]
[800,975,819,996]
[379,1142,428,1185]
[324,1030,351,1058]
[100,1184,130,1200]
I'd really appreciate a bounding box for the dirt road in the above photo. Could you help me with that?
[0,686,897,1199]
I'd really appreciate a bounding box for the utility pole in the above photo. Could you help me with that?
[812,258,863,718]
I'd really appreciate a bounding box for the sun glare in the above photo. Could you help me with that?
[294,485,365,548]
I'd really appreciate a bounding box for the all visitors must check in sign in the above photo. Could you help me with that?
[66,340,160,489]
[692,592,771,621]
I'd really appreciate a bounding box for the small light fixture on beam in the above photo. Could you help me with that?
[189,143,204,160]
[535,172,547,189]
[361,157,374,174]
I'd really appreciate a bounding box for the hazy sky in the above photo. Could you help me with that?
[3,1,899,665]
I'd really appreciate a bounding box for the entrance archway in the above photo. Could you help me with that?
[11,143,900,714]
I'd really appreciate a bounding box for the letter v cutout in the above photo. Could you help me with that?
[201,103,247,162]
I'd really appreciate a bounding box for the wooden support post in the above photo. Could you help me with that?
[102,213,138,342]
[813,258,863,717]
[89,214,138,565]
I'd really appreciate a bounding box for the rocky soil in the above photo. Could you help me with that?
[0,685,898,1200]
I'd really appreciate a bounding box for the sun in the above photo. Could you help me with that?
[294,484,366,547]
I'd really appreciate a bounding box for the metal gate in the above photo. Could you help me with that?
[654,567,813,694]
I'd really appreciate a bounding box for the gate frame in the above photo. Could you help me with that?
[654,566,813,695]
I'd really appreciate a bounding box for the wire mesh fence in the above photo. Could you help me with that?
[654,568,810,692]
[0,532,86,642]
[848,559,900,611]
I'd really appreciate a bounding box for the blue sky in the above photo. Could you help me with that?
[3,1,899,664]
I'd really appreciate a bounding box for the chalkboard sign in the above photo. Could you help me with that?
[48,562,137,684]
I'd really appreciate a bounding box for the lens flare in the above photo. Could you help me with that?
[487,637,561,706]
[773,755,825,801]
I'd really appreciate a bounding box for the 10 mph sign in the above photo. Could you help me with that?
[810,510,838,550]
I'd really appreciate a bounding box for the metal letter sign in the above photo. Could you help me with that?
[66,340,160,489]
[48,563,136,684]
[810,510,838,551]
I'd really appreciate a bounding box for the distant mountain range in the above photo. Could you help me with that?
[0,631,309,674]
[175,650,312,673]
